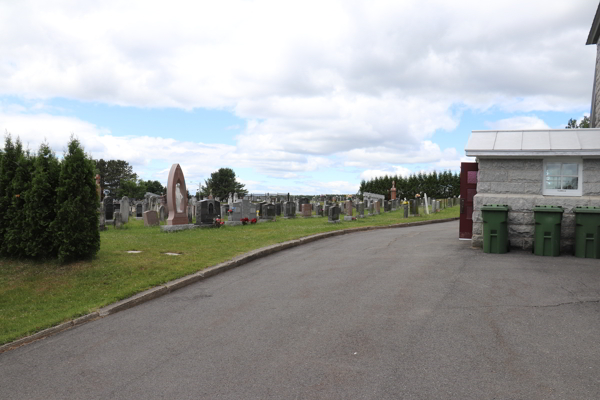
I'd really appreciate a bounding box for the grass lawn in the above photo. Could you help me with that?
[0,205,459,345]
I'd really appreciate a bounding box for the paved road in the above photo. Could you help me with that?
[2,220,600,399]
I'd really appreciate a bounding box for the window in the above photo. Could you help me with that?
[543,158,582,196]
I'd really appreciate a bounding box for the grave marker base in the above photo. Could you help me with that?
[160,224,200,232]
[225,221,243,226]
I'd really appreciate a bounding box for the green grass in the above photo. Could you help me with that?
[0,206,459,345]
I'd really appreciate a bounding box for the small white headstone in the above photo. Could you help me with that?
[121,196,130,223]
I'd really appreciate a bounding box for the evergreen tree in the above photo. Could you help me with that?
[453,172,461,196]
[360,169,461,200]
[359,179,366,195]
[3,148,34,257]
[407,174,419,198]
[0,135,23,255]
[24,142,60,258]
[52,136,100,263]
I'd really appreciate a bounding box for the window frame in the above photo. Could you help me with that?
[542,157,582,197]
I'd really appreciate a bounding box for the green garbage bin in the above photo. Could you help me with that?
[481,204,509,254]
[574,206,600,259]
[533,205,564,257]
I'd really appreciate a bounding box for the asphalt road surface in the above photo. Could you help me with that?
[2,220,600,399]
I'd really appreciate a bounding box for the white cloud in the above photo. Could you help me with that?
[0,0,596,193]
[0,111,235,186]
[484,116,551,130]
[0,1,594,111]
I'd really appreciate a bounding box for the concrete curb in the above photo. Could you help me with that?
[0,217,458,353]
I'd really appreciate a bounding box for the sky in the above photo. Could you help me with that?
[0,0,597,195]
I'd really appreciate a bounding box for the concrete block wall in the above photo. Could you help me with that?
[472,158,600,253]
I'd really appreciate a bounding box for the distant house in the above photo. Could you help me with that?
[464,6,600,252]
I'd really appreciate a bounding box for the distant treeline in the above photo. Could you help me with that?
[359,170,460,200]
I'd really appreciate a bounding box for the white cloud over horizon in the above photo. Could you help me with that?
[0,0,597,193]
[484,116,552,131]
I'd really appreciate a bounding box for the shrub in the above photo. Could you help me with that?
[2,149,34,257]
[24,142,60,258]
[52,136,100,263]
[0,135,24,256]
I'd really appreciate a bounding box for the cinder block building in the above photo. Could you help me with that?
[465,4,600,253]
[466,130,600,252]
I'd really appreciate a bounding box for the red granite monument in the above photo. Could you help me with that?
[166,163,189,225]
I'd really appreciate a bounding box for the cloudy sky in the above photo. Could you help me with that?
[0,0,597,194]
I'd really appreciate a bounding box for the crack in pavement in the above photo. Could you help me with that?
[443,299,600,310]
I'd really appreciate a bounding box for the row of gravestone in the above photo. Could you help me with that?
[99,196,133,230]
[100,194,458,230]
[99,164,458,231]
[100,195,169,230]
[222,197,430,225]
[102,196,151,221]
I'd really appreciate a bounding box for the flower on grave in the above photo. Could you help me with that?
[250,218,257,224]
[228,209,233,213]
[214,218,224,227]
[241,217,250,225]
[415,194,421,198]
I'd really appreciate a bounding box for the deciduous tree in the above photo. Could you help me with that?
[566,116,590,129]
[200,168,247,200]
[94,159,137,198]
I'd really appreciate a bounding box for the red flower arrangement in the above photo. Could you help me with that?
[241,217,250,225]
[250,218,257,224]
[214,218,224,227]
[228,209,233,213]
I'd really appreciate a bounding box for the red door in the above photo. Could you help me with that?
[459,162,478,239]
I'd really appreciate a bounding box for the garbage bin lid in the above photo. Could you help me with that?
[573,206,600,214]
[533,205,564,213]
[481,204,509,211]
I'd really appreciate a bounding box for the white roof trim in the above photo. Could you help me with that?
[465,129,600,157]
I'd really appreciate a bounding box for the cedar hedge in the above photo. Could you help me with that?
[0,134,100,263]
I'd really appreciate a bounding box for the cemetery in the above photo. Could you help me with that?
[0,134,460,348]
[0,162,459,346]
